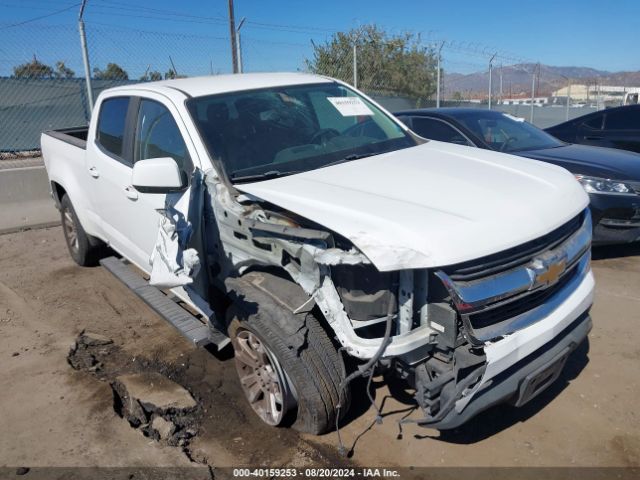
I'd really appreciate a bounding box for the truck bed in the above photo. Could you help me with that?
[42,127,89,150]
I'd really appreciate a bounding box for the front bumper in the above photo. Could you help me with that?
[431,311,591,429]
[415,266,595,430]
[589,193,640,245]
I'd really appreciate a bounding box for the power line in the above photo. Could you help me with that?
[5,2,80,28]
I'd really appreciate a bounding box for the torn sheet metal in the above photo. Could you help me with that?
[312,247,370,266]
[149,170,203,289]
[149,207,201,288]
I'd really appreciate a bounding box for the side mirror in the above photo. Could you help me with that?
[132,157,185,193]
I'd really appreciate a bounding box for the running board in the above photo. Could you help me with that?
[100,256,230,350]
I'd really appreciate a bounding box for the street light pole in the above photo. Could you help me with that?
[236,17,246,74]
[488,53,497,110]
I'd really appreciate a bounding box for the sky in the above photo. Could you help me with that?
[2,0,639,78]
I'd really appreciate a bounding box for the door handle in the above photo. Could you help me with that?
[124,186,139,200]
[584,136,603,140]
[88,166,100,178]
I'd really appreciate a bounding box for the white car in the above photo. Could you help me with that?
[41,73,594,434]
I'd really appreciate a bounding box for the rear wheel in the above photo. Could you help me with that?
[60,194,103,266]
[228,310,349,434]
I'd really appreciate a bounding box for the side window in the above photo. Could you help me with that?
[604,110,640,130]
[583,113,603,130]
[412,117,471,145]
[134,99,192,173]
[96,97,129,158]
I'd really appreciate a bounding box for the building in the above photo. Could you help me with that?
[552,84,640,103]
[499,97,548,106]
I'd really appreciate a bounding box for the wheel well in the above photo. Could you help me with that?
[51,181,67,207]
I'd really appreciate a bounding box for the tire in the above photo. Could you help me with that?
[60,194,103,266]
[228,309,350,435]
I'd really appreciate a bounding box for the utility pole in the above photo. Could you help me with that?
[228,0,238,73]
[436,41,444,108]
[236,17,246,73]
[78,0,94,114]
[488,53,497,110]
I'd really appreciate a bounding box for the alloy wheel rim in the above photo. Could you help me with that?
[233,329,287,426]
[63,207,79,253]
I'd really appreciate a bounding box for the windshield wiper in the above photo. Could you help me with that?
[230,170,302,183]
[321,152,375,169]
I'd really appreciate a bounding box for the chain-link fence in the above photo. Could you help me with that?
[1,23,232,155]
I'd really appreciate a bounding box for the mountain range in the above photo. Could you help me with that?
[444,63,640,98]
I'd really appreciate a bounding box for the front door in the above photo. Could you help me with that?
[89,94,194,270]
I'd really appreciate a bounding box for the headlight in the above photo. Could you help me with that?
[575,175,636,195]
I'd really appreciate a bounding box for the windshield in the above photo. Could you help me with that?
[187,82,416,182]
[455,111,564,152]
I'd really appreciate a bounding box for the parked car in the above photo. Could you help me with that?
[395,108,640,245]
[545,104,640,154]
[42,73,594,434]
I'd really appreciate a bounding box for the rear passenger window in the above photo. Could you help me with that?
[96,97,129,157]
[412,117,471,145]
[134,100,191,174]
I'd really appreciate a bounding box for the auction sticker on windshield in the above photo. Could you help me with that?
[327,96,374,116]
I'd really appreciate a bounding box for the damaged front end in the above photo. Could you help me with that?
[151,168,593,430]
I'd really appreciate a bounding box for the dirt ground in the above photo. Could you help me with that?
[1,226,639,469]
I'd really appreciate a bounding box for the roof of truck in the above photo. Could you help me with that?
[108,72,334,98]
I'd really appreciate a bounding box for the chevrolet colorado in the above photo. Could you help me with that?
[41,73,594,435]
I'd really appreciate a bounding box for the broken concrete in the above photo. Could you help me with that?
[151,415,176,441]
[112,372,200,447]
[67,330,114,372]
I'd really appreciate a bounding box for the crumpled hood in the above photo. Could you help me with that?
[236,141,589,271]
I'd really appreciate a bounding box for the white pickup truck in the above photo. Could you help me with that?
[42,73,594,435]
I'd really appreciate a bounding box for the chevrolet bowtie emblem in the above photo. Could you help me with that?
[534,258,567,287]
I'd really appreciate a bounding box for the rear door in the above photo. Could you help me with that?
[88,93,195,270]
[601,108,640,153]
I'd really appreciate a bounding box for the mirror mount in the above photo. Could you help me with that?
[132,157,186,194]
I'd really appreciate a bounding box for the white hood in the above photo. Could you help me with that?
[236,141,589,271]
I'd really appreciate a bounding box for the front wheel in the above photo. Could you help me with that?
[228,311,349,434]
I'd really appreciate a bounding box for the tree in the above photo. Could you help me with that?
[164,69,186,80]
[305,25,437,106]
[452,91,464,102]
[93,63,129,80]
[54,61,75,79]
[12,55,54,79]
[140,70,162,81]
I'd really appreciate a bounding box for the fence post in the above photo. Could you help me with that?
[488,53,496,110]
[352,44,357,89]
[78,0,94,113]
[436,42,444,108]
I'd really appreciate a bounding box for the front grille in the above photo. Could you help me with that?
[434,209,592,343]
[443,212,584,282]
[467,264,579,330]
